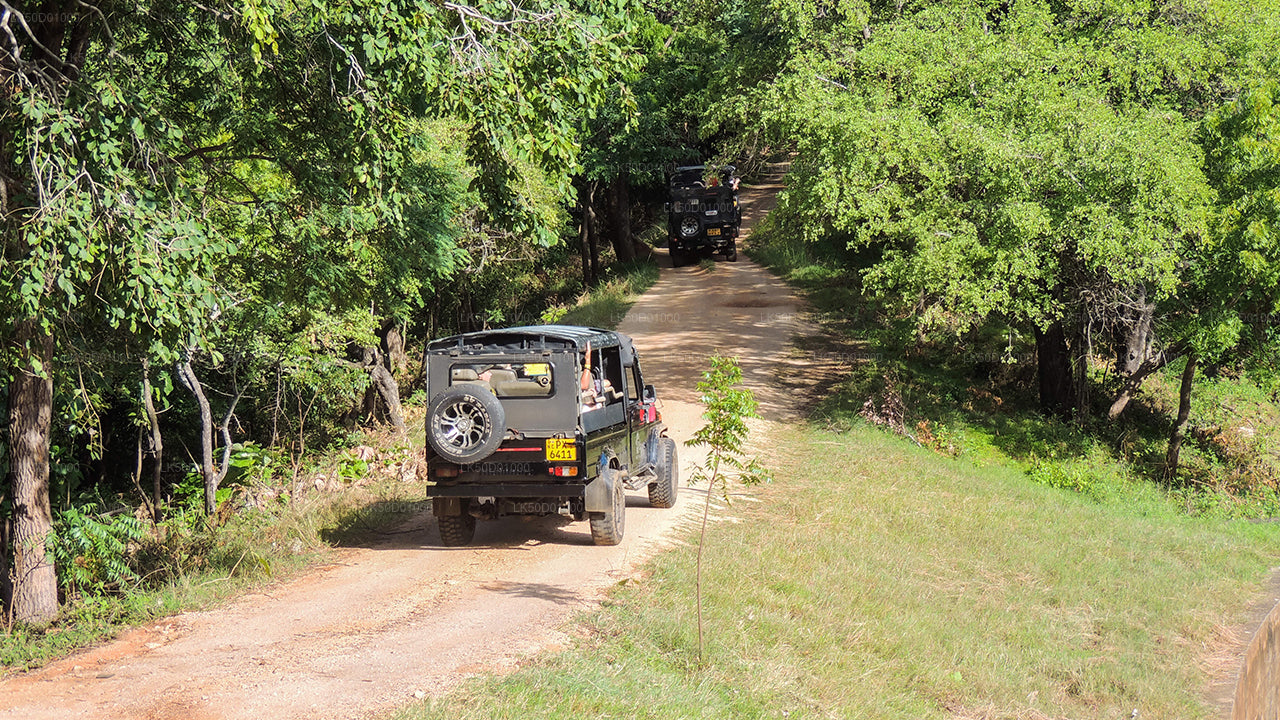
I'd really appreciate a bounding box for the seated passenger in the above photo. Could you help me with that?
[582,377,614,411]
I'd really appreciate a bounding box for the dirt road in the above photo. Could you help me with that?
[0,173,807,720]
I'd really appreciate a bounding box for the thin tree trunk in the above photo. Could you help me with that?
[609,173,635,264]
[579,201,594,287]
[1165,352,1198,480]
[6,322,58,626]
[141,359,164,524]
[414,307,434,394]
[585,182,601,284]
[271,364,283,447]
[1,501,11,625]
[130,434,154,522]
[1074,332,1091,421]
[696,456,719,666]
[178,358,216,515]
[1034,323,1074,420]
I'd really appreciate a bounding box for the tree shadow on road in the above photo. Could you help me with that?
[477,580,584,605]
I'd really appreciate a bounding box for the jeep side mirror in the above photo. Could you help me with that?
[643,384,656,402]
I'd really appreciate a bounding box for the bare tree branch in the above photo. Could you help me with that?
[442,0,557,70]
[216,383,246,487]
[816,75,849,91]
[0,5,21,63]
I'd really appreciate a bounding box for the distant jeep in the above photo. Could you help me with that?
[667,165,740,266]
[422,325,678,547]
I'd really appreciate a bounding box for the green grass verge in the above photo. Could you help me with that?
[549,259,661,330]
[393,423,1280,719]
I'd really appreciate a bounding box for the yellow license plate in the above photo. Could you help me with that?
[546,439,577,462]
[707,227,721,236]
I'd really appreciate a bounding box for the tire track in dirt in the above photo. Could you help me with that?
[0,170,806,720]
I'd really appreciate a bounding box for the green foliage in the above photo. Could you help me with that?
[753,0,1241,337]
[1198,80,1280,354]
[172,445,268,514]
[225,443,283,486]
[1028,457,1104,499]
[336,456,370,484]
[49,504,146,596]
[729,0,1280,466]
[687,356,769,484]
[2,0,644,359]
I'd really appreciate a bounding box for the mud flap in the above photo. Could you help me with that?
[644,427,666,465]
[584,472,615,514]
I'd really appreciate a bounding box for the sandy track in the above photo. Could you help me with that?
[0,173,804,720]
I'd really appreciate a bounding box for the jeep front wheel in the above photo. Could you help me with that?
[589,469,626,546]
[426,385,505,464]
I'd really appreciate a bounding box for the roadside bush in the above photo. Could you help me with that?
[49,503,146,597]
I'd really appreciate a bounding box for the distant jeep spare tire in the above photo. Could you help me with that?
[679,215,700,238]
[427,385,505,464]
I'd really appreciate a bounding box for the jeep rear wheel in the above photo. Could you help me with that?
[438,512,476,547]
[648,437,678,508]
[589,469,625,546]
[726,242,738,262]
[426,385,505,464]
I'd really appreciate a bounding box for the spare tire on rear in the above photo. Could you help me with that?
[426,385,505,464]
